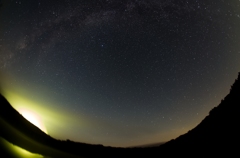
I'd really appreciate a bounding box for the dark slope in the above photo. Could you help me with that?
[0,92,132,157]
[0,94,55,142]
[0,94,82,158]
[158,72,240,157]
[0,72,239,158]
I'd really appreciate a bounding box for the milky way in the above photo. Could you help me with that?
[0,0,240,147]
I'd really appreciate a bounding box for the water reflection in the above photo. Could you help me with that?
[0,137,44,158]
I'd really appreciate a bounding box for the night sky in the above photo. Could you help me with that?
[0,0,240,147]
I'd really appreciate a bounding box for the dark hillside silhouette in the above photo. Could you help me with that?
[0,94,80,158]
[0,72,240,157]
[158,72,240,157]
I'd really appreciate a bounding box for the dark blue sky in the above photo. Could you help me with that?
[0,0,240,147]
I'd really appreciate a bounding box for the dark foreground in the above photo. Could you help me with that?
[1,73,240,158]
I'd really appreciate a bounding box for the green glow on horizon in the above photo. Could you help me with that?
[0,77,87,141]
[2,90,72,136]
[18,108,48,134]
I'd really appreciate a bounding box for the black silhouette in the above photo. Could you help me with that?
[0,72,240,157]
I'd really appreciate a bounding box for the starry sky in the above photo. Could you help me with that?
[0,0,240,147]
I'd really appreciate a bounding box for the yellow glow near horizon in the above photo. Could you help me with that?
[19,109,48,134]
[1,89,81,139]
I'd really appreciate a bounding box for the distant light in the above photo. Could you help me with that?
[19,109,48,134]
